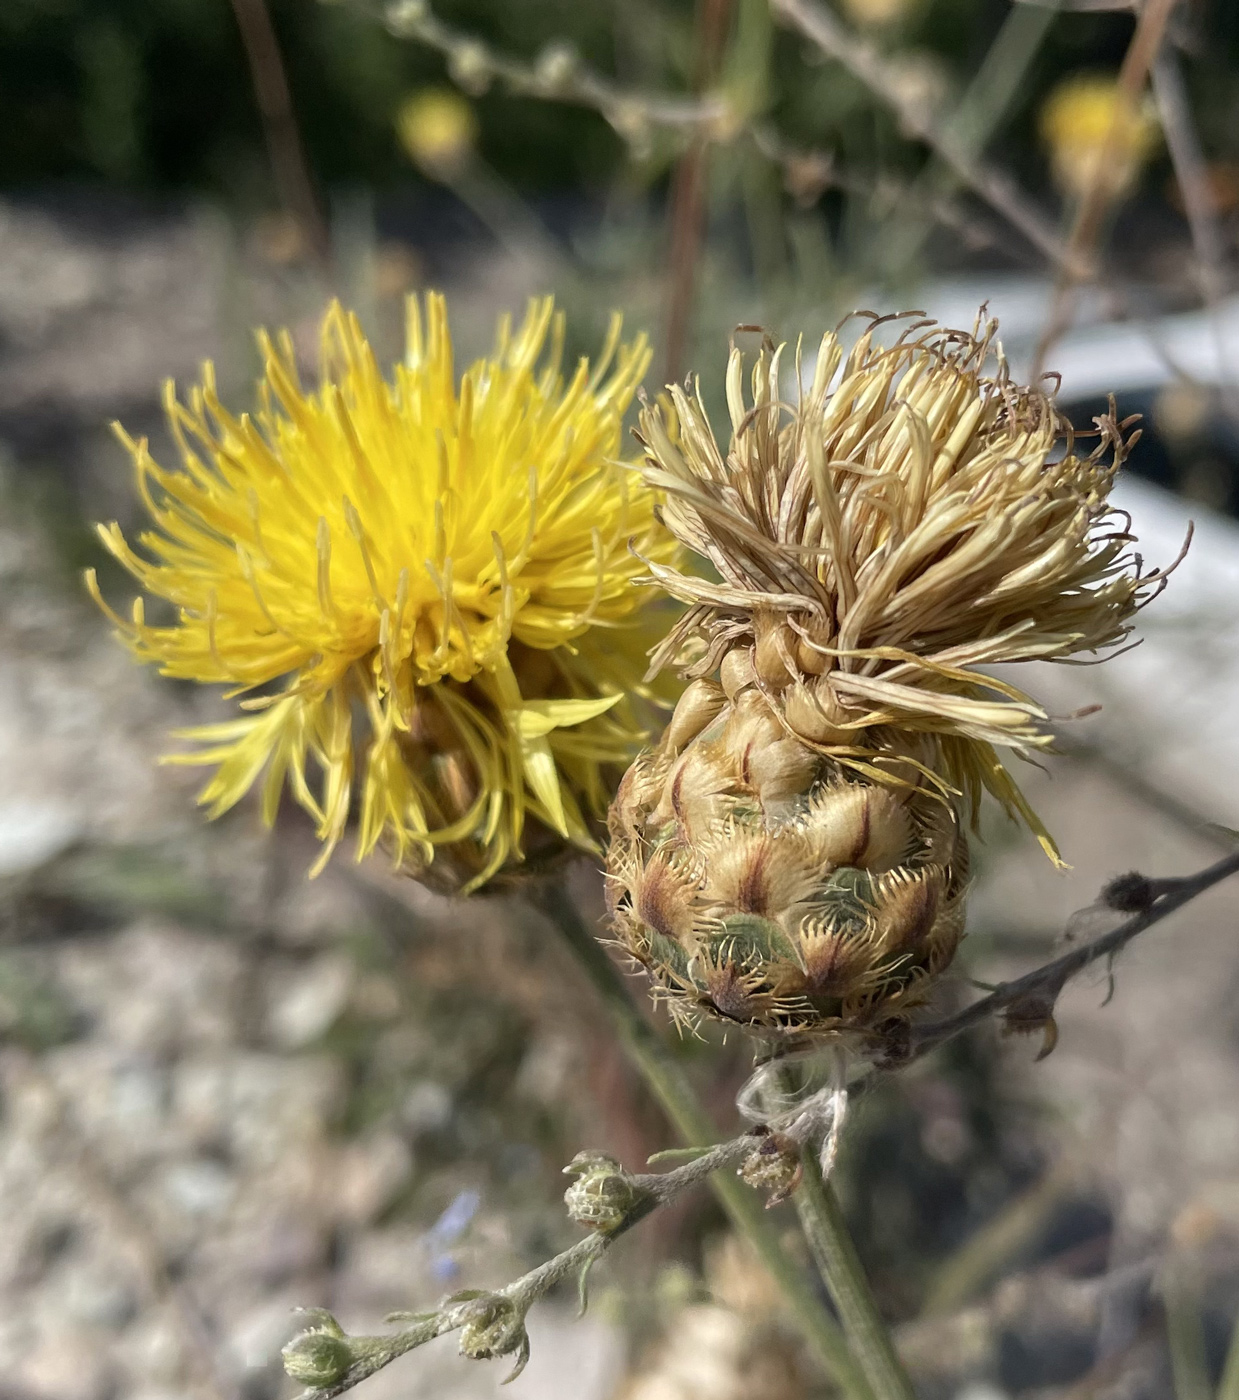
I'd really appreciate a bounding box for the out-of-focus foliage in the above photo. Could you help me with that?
[3,0,1239,214]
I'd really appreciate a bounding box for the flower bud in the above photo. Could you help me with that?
[385,0,428,35]
[282,1313,352,1389]
[448,41,492,96]
[563,1151,648,1233]
[535,41,579,95]
[458,1294,527,1363]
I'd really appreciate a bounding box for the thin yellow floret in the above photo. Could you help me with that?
[89,294,673,888]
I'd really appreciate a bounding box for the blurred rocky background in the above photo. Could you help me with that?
[4,1,1239,1398]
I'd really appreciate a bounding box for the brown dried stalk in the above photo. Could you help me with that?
[886,848,1239,1067]
[665,0,735,382]
[768,0,1085,277]
[1032,0,1183,374]
[228,0,331,267]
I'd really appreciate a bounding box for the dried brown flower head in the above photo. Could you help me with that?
[605,312,1176,1043]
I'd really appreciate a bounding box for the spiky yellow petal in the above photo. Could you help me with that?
[89,293,675,891]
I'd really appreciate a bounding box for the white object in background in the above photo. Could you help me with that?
[1005,475,1239,830]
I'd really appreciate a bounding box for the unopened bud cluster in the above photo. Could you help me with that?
[282,1311,353,1389]
[457,1294,527,1363]
[563,1151,648,1233]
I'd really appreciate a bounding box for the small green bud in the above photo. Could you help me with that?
[385,0,428,34]
[458,1294,527,1363]
[534,41,578,94]
[448,41,492,96]
[562,1151,647,1233]
[282,1313,352,1388]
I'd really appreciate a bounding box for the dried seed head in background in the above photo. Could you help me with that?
[606,312,1175,1043]
[89,293,675,893]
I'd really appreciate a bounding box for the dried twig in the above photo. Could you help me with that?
[228,0,331,267]
[767,0,1085,276]
[374,0,1040,275]
[382,0,727,139]
[282,1118,833,1399]
[888,849,1239,1067]
[1152,49,1228,302]
[1151,48,1239,422]
[1032,0,1182,373]
[665,0,735,382]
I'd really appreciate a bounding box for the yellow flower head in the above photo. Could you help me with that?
[1040,73,1160,203]
[89,295,674,891]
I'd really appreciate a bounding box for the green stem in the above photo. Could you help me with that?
[1219,1305,1239,1400]
[1164,1263,1213,1400]
[529,879,874,1400]
[794,1152,915,1400]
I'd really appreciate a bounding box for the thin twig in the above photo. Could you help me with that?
[879,0,1061,275]
[767,0,1085,276]
[382,0,726,136]
[375,0,1046,276]
[888,849,1239,1067]
[228,0,331,267]
[1151,48,1239,422]
[1032,0,1181,374]
[665,0,734,382]
[285,1101,841,1399]
[1152,50,1228,301]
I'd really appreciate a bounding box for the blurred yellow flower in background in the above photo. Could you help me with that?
[1040,73,1160,203]
[837,0,922,30]
[397,88,479,179]
[89,294,673,891]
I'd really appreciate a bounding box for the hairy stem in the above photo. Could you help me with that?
[896,849,1239,1066]
[795,1155,915,1400]
[528,877,873,1400]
